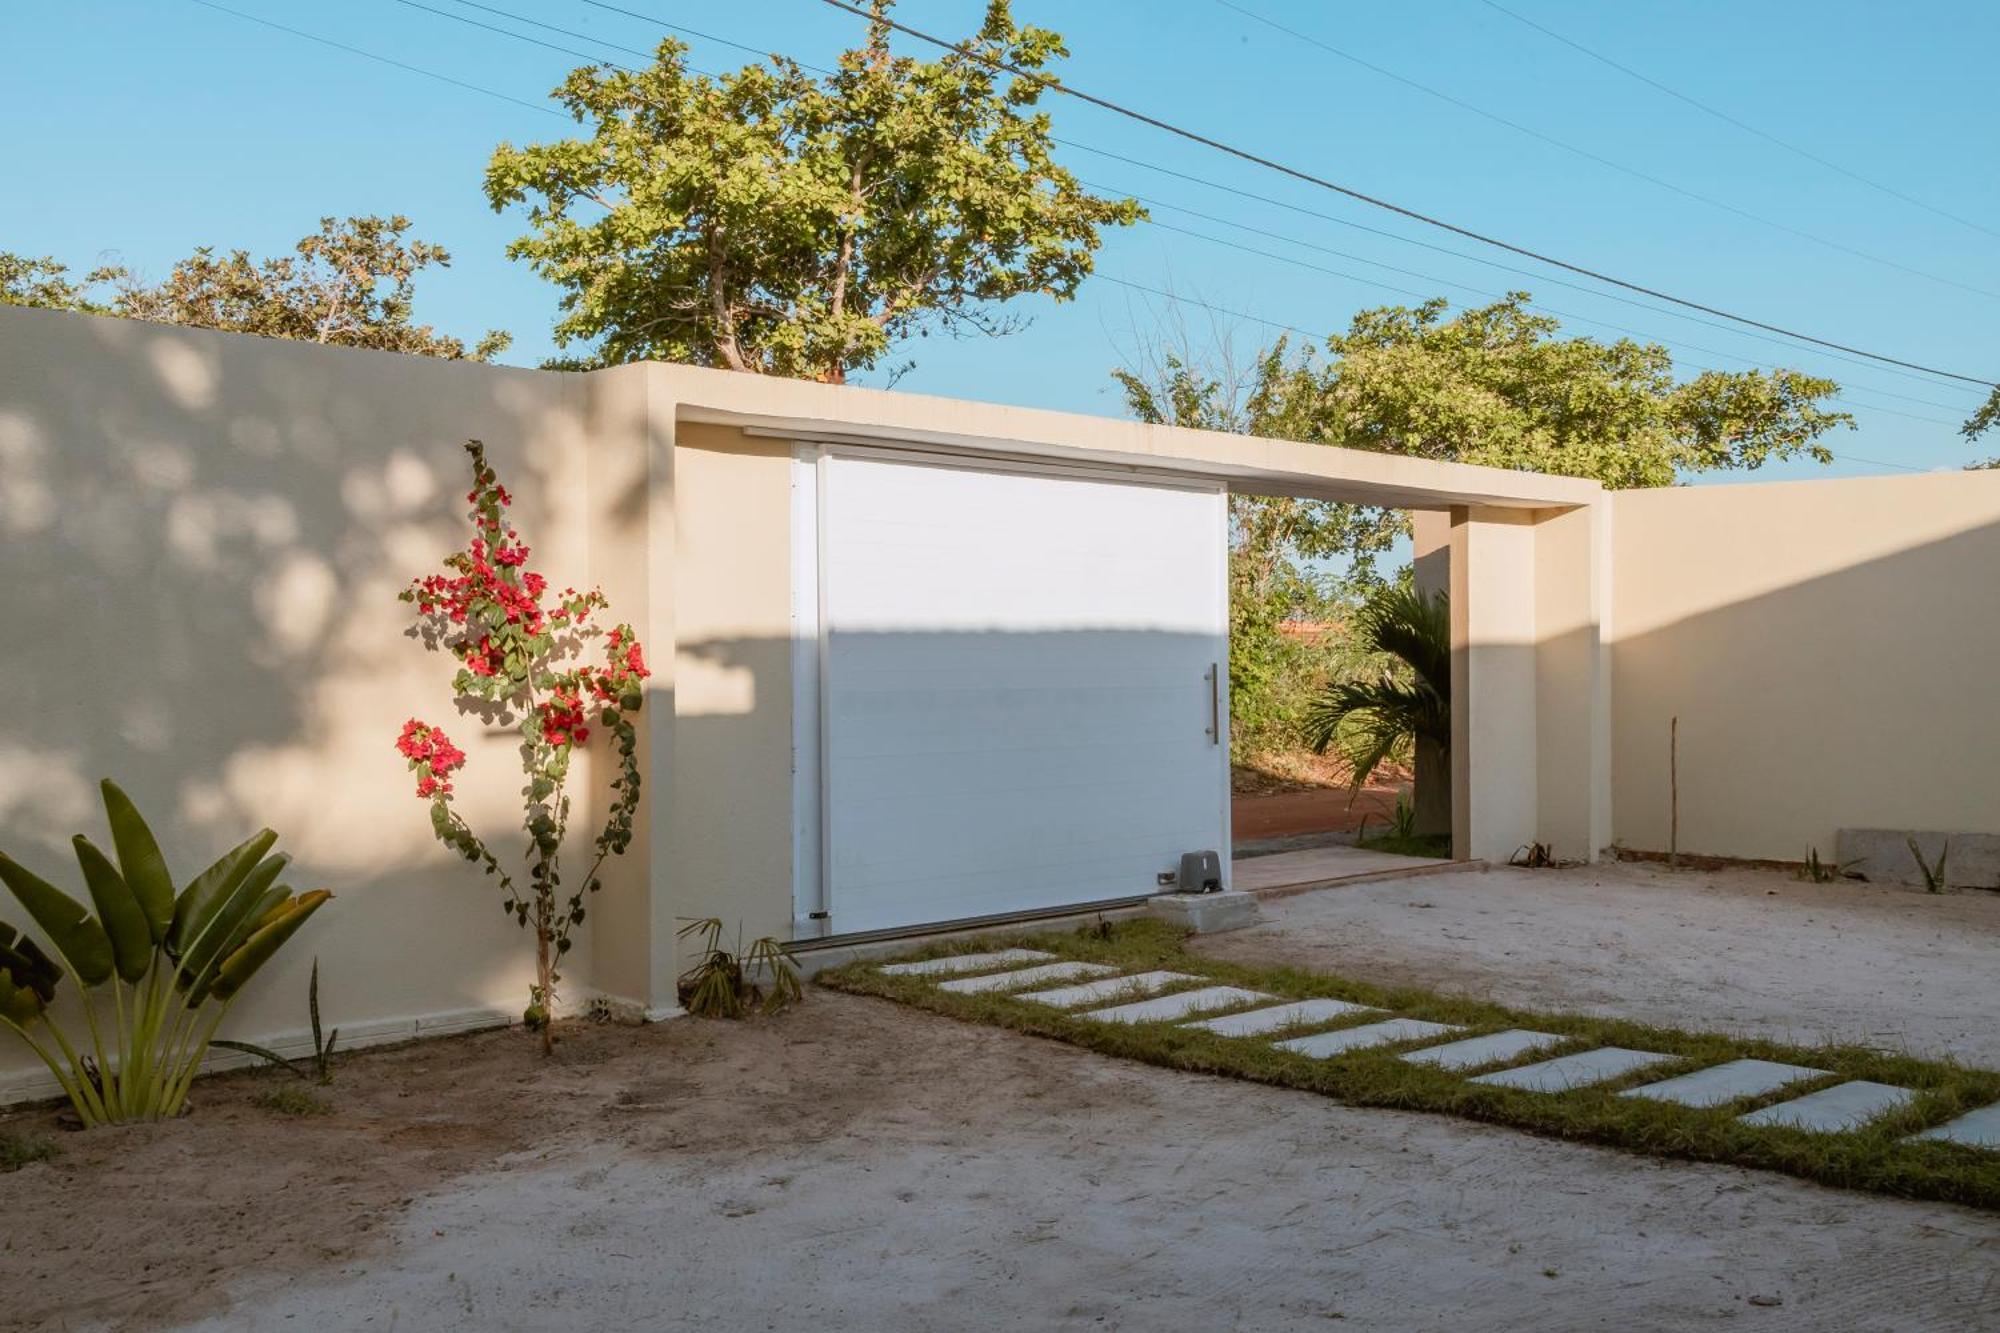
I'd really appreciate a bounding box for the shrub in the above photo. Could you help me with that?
[398,440,649,1052]
[0,782,331,1125]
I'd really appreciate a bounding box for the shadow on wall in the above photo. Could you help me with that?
[672,626,1232,947]
[0,306,640,1039]
[1612,506,2000,863]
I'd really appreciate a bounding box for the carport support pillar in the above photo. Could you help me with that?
[1448,504,1610,864]
[1410,511,1452,840]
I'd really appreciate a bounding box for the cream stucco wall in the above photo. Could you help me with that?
[25,303,1994,1104]
[1610,471,2000,861]
[0,306,614,1099]
[668,423,797,967]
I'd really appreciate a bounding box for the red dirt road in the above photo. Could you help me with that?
[1231,781,1407,840]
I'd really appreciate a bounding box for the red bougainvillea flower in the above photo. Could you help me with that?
[538,690,589,748]
[396,718,466,798]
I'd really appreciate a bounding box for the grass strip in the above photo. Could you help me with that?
[820,918,2000,1212]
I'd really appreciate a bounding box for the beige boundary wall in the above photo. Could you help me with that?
[1609,472,2000,863]
[9,305,1989,1101]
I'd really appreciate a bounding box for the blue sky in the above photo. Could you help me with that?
[7,0,1997,479]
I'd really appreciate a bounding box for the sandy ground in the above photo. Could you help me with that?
[1200,859,2000,1065]
[3,986,1997,1332]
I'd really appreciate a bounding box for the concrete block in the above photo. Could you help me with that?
[1739,1080,1915,1133]
[1017,970,1199,1009]
[1402,1029,1565,1073]
[1835,829,2000,891]
[1182,997,1378,1037]
[1275,1018,1461,1058]
[1472,1047,1671,1093]
[937,961,1117,994]
[1147,891,1260,934]
[879,948,1055,977]
[1621,1058,1828,1109]
[1910,1102,2000,1149]
[1080,985,1271,1025]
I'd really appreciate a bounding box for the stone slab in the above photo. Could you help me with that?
[1739,1080,1916,1133]
[1017,971,1200,1009]
[1472,1047,1671,1093]
[936,961,1118,995]
[1835,828,2000,891]
[878,949,1055,977]
[1620,1058,1828,1109]
[1910,1102,2000,1149]
[1146,890,1260,934]
[1079,985,1272,1025]
[1181,997,1379,1037]
[1275,1018,1462,1059]
[1401,1029,1566,1073]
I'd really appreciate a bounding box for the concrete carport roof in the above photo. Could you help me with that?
[647,360,1610,881]
[671,371,1603,512]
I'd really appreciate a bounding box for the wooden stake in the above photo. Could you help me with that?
[1669,715,1679,869]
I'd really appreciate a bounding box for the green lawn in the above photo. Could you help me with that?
[821,919,2000,1212]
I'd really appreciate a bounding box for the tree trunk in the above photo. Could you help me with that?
[1413,737,1451,840]
[535,903,554,1056]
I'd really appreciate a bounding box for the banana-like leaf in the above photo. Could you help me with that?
[100,780,174,944]
[73,836,152,983]
[210,890,332,1001]
[168,828,278,959]
[0,852,115,985]
[0,969,44,1025]
[177,857,290,1002]
[0,924,61,1004]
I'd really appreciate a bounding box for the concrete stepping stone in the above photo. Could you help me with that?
[1621,1058,1828,1109]
[1472,1047,1671,1093]
[879,948,1054,977]
[1402,1029,1565,1073]
[1080,985,1272,1025]
[1018,970,1200,1009]
[937,961,1118,995]
[1739,1080,1916,1133]
[1275,1018,1462,1059]
[1182,997,1379,1037]
[1909,1103,2000,1149]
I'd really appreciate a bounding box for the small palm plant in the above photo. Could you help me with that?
[1303,585,1450,795]
[0,781,331,1125]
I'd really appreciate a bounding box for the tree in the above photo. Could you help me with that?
[1301,586,1450,837]
[1118,292,1852,761]
[1963,387,2000,468]
[485,0,1141,380]
[1,216,509,360]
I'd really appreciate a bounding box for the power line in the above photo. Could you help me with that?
[367,0,1992,402]
[1211,0,2000,302]
[187,0,565,116]
[1132,211,1963,426]
[813,0,1998,390]
[176,3,1948,470]
[1097,276,1936,470]
[1060,136,1987,401]
[1105,182,1975,418]
[1477,0,2000,244]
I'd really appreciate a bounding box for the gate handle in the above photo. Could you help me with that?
[1206,663,1220,744]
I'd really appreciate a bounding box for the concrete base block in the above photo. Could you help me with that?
[1835,829,2000,891]
[1147,890,1261,934]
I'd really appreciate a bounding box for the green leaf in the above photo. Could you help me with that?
[169,828,279,958]
[0,852,115,985]
[72,835,152,983]
[100,780,174,944]
[210,890,333,1001]
[178,856,290,1002]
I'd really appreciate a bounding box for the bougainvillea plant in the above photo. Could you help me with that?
[397,439,648,1052]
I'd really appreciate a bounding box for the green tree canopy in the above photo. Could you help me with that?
[1963,387,2000,467]
[1118,292,1852,752]
[485,0,1141,380]
[1120,292,1852,590]
[0,216,508,361]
